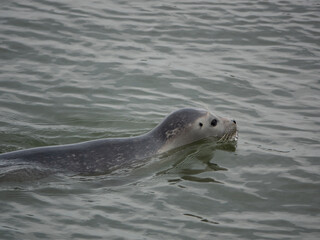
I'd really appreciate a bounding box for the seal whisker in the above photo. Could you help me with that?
[218,133,228,143]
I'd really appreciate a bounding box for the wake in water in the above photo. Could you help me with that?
[0,160,56,182]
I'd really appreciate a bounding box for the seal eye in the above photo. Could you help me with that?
[199,122,203,127]
[211,119,217,127]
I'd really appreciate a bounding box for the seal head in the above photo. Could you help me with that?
[154,108,238,153]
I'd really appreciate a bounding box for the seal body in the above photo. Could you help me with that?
[0,108,237,175]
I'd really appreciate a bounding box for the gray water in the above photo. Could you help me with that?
[0,0,320,239]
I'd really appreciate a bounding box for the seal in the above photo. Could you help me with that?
[0,108,237,175]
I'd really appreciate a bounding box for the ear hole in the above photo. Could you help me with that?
[199,122,203,127]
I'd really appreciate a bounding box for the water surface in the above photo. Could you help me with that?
[0,0,319,239]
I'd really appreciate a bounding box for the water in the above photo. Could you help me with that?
[0,0,319,239]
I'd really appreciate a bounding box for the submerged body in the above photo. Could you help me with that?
[0,108,238,175]
[0,136,158,175]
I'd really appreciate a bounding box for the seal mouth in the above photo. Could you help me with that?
[217,128,238,143]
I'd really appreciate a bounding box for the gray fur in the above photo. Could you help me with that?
[0,108,209,175]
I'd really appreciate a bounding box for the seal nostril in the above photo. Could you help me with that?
[233,120,236,124]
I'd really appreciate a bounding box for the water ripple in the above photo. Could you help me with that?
[1,0,320,239]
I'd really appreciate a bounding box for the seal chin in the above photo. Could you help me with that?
[232,130,239,142]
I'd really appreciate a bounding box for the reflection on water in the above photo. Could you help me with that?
[1,0,320,239]
[155,140,232,180]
